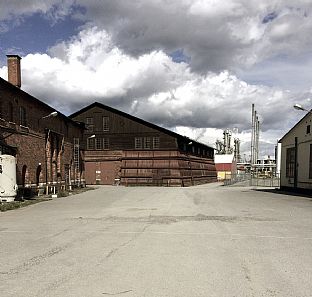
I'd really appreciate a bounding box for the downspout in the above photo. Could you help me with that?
[294,137,298,189]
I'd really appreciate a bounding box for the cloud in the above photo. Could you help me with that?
[2,1,312,73]
[1,1,311,158]
[0,25,303,159]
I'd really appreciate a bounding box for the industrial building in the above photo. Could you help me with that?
[0,55,84,198]
[279,110,312,193]
[70,102,217,186]
[214,154,236,181]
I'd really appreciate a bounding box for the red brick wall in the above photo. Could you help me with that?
[0,78,84,189]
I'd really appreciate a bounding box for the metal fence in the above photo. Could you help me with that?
[224,173,280,187]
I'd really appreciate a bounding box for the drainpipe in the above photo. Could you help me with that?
[294,137,298,189]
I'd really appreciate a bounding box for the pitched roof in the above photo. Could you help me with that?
[279,111,312,143]
[70,102,214,150]
[0,77,83,128]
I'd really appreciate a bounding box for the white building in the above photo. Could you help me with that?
[279,112,312,193]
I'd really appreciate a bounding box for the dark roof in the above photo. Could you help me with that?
[279,111,311,143]
[0,77,83,129]
[70,102,214,150]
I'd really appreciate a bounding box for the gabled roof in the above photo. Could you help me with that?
[279,111,312,143]
[0,77,83,128]
[69,102,214,150]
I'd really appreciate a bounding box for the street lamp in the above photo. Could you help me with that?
[42,111,58,119]
[293,104,312,114]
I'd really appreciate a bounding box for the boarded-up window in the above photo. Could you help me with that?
[103,138,109,150]
[87,138,95,150]
[103,116,109,131]
[307,125,311,134]
[309,144,312,179]
[152,137,160,149]
[86,117,94,132]
[135,137,143,149]
[96,138,103,150]
[286,147,295,177]
[144,137,151,149]
[19,106,27,126]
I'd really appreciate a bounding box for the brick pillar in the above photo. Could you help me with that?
[7,55,21,88]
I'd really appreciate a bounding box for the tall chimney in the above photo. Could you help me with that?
[7,55,22,88]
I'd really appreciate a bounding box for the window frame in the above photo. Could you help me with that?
[103,116,109,132]
[95,138,103,150]
[87,138,95,150]
[19,106,27,126]
[135,137,143,149]
[152,137,160,149]
[286,147,296,178]
[103,138,109,150]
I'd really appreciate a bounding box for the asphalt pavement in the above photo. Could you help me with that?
[0,183,311,297]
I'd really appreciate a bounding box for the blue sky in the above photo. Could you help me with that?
[0,1,311,156]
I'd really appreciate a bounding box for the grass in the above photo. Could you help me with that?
[0,186,95,212]
[0,198,50,212]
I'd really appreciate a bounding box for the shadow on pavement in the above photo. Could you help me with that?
[253,188,312,200]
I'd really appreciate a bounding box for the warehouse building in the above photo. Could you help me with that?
[0,55,84,196]
[70,102,217,186]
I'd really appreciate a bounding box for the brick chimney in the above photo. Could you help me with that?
[7,55,22,88]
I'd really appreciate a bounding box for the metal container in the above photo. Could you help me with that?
[0,155,17,202]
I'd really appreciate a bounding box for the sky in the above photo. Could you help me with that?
[1,0,312,159]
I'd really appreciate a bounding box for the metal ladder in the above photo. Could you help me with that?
[73,138,79,184]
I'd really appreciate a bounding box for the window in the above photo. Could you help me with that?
[103,138,109,150]
[310,144,312,179]
[8,102,13,122]
[87,138,95,150]
[86,117,94,132]
[96,138,103,150]
[19,106,27,126]
[152,137,160,149]
[135,137,143,149]
[307,125,311,134]
[103,116,109,132]
[144,137,151,149]
[286,147,296,178]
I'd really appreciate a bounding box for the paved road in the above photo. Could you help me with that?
[0,184,312,297]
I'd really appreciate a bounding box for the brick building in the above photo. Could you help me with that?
[0,55,84,195]
[70,102,217,186]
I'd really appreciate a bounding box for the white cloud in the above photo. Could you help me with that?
[1,1,311,158]
[0,26,302,158]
